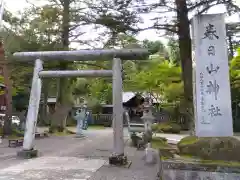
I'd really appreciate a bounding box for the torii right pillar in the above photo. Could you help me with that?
[109,57,127,166]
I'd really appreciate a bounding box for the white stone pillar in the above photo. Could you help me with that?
[112,58,124,155]
[23,59,43,150]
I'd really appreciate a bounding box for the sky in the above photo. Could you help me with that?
[4,0,240,47]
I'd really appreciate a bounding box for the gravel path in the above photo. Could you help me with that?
[0,128,159,180]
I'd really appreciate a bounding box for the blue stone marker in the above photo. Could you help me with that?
[73,106,87,137]
[82,111,89,130]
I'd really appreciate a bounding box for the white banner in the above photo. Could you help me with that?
[192,14,233,137]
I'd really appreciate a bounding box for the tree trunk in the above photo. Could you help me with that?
[39,80,49,126]
[2,65,12,135]
[51,0,71,132]
[62,0,70,51]
[0,39,12,135]
[175,0,194,133]
[228,34,234,59]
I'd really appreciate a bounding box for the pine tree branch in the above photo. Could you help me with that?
[187,0,216,12]
[137,24,177,33]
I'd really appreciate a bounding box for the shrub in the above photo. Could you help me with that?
[151,123,159,132]
[178,136,240,161]
[12,128,24,137]
[151,137,168,148]
[37,119,50,127]
[152,122,181,134]
[49,126,57,133]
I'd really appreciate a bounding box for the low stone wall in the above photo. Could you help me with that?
[161,160,240,180]
[91,114,112,125]
[91,114,128,126]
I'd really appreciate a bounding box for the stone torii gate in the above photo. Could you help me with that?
[13,49,149,165]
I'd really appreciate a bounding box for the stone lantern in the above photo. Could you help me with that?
[141,102,155,143]
[141,102,157,165]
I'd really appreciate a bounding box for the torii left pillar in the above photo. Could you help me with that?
[17,59,43,158]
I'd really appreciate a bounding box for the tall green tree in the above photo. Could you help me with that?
[12,0,93,130]
[4,5,73,129]
[124,58,183,103]
[227,23,240,59]
[142,39,166,55]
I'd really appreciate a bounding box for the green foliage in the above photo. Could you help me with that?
[0,76,3,84]
[51,130,72,136]
[163,82,184,102]
[152,122,181,134]
[177,136,198,146]
[230,48,240,131]
[72,78,89,96]
[86,97,102,114]
[0,4,189,118]
[49,126,65,133]
[125,59,183,103]
[167,38,180,65]
[142,39,166,55]
[151,137,169,149]
[115,33,139,48]
[123,60,137,74]
[2,8,63,100]
[151,123,159,132]
[0,127,3,136]
[12,128,24,137]
[5,8,182,107]
[230,48,240,90]
[71,38,182,105]
[88,79,112,104]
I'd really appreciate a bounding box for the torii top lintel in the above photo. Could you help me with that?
[13,49,149,61]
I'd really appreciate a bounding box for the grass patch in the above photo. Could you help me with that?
[5,128,24,139]
[7,135,23,140]
[161,157,170,160]
[152,137,180,159]
[88,125,105,129]
[180,155,240,167]
[152,122,181,134]
[0,127,24,138]
[152,137,169,149]
[177,136,198,146]
[199,159,240,167]
[51,130,72,136]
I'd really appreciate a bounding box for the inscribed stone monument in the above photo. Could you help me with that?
[192,14,233,137]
